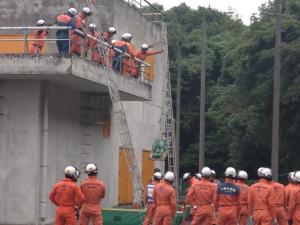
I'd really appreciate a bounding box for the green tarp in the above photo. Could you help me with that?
[102,208,183,225]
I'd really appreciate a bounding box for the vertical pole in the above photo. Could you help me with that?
[39,81,49,225]
[199,16,207,171]
[271,0,282,181]
[175,43,181,179]
[24,29,28,54]
[68,28,71,54]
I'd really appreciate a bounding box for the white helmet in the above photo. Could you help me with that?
[288,172,295,181]
[201,167,211,177]
[108,27,117,34]
[82,7,91,16]
[164,171,175,182]
[237,170,248,180]
[294,171,300,183]
[210,170,216,176]
[85,163,97,175]
[195,173,202,179]
[257,167,265,177]
[225,167,237,178]
[121,33,132,41]
[261,167,272,179]
[65,166,76,177]
[68,8,77,16]
[141,44,149,50]
[37,19,46,26]
[73,167,80,181]
[153,172,163,180]
[89,23,96,30]
[183,173,191,181]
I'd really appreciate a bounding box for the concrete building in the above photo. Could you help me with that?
[0,1,168,225]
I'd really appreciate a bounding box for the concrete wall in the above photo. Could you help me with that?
[0,81,41,225]
[46,83,119,221]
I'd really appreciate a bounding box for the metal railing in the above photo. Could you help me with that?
[0,26,152,82]
[124,0,166,22]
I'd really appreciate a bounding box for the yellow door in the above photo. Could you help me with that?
[142,150,155,188]
[144,56,155,81]
[118,148,133,205]
[0,34,44,54]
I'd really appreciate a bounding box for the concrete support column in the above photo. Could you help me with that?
[39,81,49,225]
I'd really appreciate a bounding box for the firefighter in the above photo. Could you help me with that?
[102,27,117,45]
[71,166,81,220]
[195,173,202,181]
[102,26,117,67]
[288,171,300,225]
[121,33,135,76]
[55,8,77,54]
[143,172,163,225]
[72,167,80,183]
[187,167,216,225]
[248,167,276,225]
[286,172,296,208]
[236,170,250,225]
[153,171,177,225]
[210,170,218,184]
[111,33,135,74]
[49,166,85,225]
[85,23,104,64]
[71,7,91,56]
[30,20,48,56]
[272,178,288,225]
[183,172,200,187]
[215,167,241,225]
[80,163,106,225]
[131,44,163,78]
[183,172,200,220]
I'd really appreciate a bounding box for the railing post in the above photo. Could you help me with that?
[23,28,28,54]
[68,28,71,54]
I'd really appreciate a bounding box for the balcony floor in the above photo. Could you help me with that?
[0,54,152,101]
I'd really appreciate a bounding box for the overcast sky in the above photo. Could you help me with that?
[148,0,269,24]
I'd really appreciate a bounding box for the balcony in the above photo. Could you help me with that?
[0,26,153,101]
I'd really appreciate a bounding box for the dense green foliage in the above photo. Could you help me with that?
[162,0,300,179]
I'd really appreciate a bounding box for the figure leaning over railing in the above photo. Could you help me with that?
[30,20,49,56]
[55,8,77,54]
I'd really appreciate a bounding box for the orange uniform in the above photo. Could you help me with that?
[30,30,48,55]
[49,178,85,225]
[153,181,177,225]
[272,182,288,225]
[85,31,104,64]
[123,42,136,76]
[286,183,295,208]
[143,180,160,225]
[131,49,162,78]
[112,40,134,74]
[186,176,201,220]
[71,12,85,56]
[236,180,250,225]
[248,179,276,225]
[102,31,113,45]
[79,176,106,225]
[187,178,216,225]
[288,184,300,225]
[211,179,219,225]
[56,13,73,54]
[215,178,241,225]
